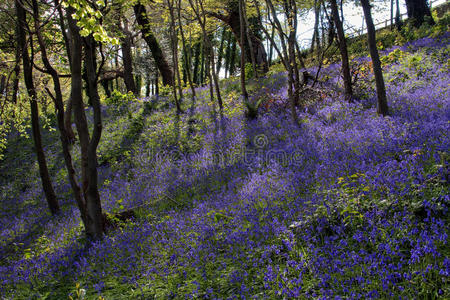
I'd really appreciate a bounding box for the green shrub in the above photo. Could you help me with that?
[105,90,136,107]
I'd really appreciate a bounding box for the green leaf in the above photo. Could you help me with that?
[79,28,90,37]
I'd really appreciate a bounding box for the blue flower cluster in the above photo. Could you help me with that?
[0,34,448,299]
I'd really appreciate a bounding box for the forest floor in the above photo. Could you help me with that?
[0,32,449,299]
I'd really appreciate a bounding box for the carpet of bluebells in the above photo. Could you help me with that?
[0,34,449,299]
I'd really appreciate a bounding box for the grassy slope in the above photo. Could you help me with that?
[0,28,449,299]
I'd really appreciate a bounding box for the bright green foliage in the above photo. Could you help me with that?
[63,0,119,44]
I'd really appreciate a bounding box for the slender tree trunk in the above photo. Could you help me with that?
[135,46,142,96]
[11,73,19,105]
[193,41,201,84]
[174,36,183,103]
[200,43,205,85]
[53,0,76,143]
[239,0,248,102]
[187,0,222,108]
[311,0,320,52]
[329,0,352,101]
[155,70,159,95]
[286,0,301,108]
[268,25,274,66]
[224,33,231,78]
[210,0,268,73]
[390,0,394,29]
[210,44,223,109]
[0,75,5,95]
[229,36,237,76]
[83,35,104,240]
[135,75,142,96]
[177,0,196,100]
[167,0,182,112]
[395,0,402,29]
[145,74,151,97]
[16,0,59,215]
[360,0,389,116]
[264,0,299,124]
[216,27,226,74]
[134,2,174,86]
[32,0,83,216]
[242,1,258,78]
[114,55,119,90]
[12,34,20,104]
[101,81,112,98]
[205,47,215,104]
[170,19,183,103]
[121,19,138,95]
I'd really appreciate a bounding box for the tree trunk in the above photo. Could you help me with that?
[83,35,104,240]
[167,0,182,112]
[329,0,352,101]
[200,43,205,84]
[134,2,174,86]
[286,0,301,108]
[121,19,138,95]
[16,0,59,215]
[395,0,402,29]
[53,0,76,144]
[32,0,84,217]
[12,38,20,104]
[155,70,159,95]
[264,0,299,124]
[0,75,5,96]
[239,0,249,104]
[187,0,222,109]
[390,0,394,29]
[360,0,389,116]
[268,26,274,66]
[177,0,196,100]
[405,0,434,27]
[229,36,237,76]
[216,27,227,74]
[242,0,258,78]
[311,0,320,52]
[67,6,104,240]
[210,0,268,73]
[145,74,151,97]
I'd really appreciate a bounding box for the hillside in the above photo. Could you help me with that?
[0,32,449,299]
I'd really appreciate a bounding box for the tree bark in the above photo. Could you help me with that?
[329,0,352,101]
[239,0,248,103]
[134,2,174,86]
[16,0,60,215]
[83,35,104,240]
[177,0,196,100]
[242,0,258,78]
[311,0,321,52]
[193,41,201,84]
[360,0,389,116]
[67,6,104,240]
[53,0,76,143]
[209,0,268,73]
[32,0,83,217]
[216,27,226,74]
[12,39,20,104]
[405,0,434,27]
[0,75,5,95]
[263,0,299,124]
[167,0,182,112]
[187,0,222,109]
[121,19,138,95]
[395,0,402,29]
